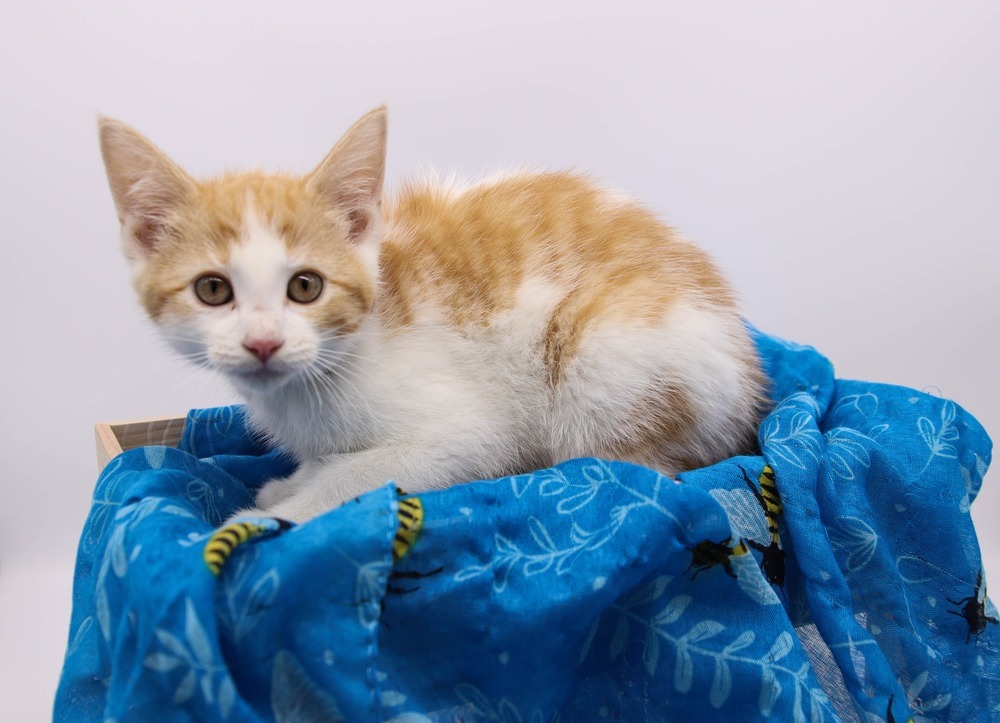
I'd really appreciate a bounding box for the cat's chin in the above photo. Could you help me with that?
[227,367,298,396]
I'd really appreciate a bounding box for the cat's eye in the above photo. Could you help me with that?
[287,271,324,304]
[194,275,233,306]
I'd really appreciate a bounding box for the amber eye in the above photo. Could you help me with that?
[287,271,323,304]
[193,275,233,306]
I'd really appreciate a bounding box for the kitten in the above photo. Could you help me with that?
[99,107,766,523]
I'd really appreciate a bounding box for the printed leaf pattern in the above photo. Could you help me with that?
[829,517,879,573]
[583,577,832,717]
[143,598,235,718]
[218,546,281,643]
[761,394,824,470]
[918,402,960,474]
[453,683,552,723]
[456,461,678,592]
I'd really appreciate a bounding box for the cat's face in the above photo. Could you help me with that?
[99,109,387,396]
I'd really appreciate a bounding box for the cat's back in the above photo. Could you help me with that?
[378,172,737,328]
[375,171,762,473]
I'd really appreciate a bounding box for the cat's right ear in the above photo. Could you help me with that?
[98,118,195,262]
[307,106,388,244]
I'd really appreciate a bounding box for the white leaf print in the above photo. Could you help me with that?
[921,693,952,712]
[768,632,793,662]
[710,658,732,708]
[200,672,214,704]
[832,393,879,418]
[174,669,196,704]
[810,692,827,723]
[155,629,191,661]
[652,595,692,627]
[828,517,879,573]
[537,469,569,497]
[509,474,533,499]
[497,699,520,723]
[848,636,866,686]
[674,644,694,693]
[527,517,557,553]
[67,616,93,657]
[683,620,725,643]
[907,670,929,699]
[144,446,167,469]
[218,677,236,718]
[610,615,629,660]
[918,402,960,473]
[184,598,214,667]
[627,576,672,609]
[762,411,823,470]
[722,630,756,656]
[96,560,112,642]
[824,428,872,481]
[759,667,781,716]
[243,569,280,619]
[109,525,128,578]
[143,653,182,672]
[794,693,806,723]
[643,625,661,676]
[579,618,600,663]
[495,534,520,558]
[522,556,555,577]
[381,690,407,707]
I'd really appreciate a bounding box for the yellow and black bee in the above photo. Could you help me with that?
[393,495,424,562]
[686,537,750,579]
[203,518,291,575]
[948,568,999,643]
[386,495,442,600]
[739,464,786,588]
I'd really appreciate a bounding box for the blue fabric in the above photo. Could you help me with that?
[56,330,997,721]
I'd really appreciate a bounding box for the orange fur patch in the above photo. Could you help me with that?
[382,173,734,381]
[134,172,375,331]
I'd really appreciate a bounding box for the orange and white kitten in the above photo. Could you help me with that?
[99,107,765,523]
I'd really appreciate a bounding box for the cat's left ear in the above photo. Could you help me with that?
[307,106,387,243]
[98,118,196,262]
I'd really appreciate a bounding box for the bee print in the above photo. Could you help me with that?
[739,464,786,588]
[686,537,750,579]
[385,495,442,605]
[948,568,999,642]
[393,496,424,562]
[203,518,291,575]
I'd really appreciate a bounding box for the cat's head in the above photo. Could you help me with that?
[98,108,387,396]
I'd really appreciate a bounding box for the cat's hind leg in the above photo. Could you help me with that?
[546,304,762,475]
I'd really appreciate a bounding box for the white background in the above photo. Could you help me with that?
[1,1,997,719]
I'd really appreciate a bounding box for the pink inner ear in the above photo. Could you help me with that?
[129,217,166,254]
[348,208,371,240]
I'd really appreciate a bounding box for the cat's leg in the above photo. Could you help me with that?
[247,433,533,523]
[547,306,762,475]
[254,466,314,509]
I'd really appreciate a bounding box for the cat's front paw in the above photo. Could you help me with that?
[255,477,298,509]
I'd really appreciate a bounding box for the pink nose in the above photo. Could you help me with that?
[243,337,284,362]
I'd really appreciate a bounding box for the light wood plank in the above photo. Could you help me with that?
[95,415,186,472]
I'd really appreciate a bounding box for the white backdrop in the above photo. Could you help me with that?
[2,1,997,718]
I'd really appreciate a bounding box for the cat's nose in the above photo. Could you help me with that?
[243,337,284,362]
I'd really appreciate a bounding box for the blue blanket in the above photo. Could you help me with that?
[56,330,997,721]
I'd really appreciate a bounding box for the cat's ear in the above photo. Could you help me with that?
[98,118,196,261]
[307,106,387,243]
